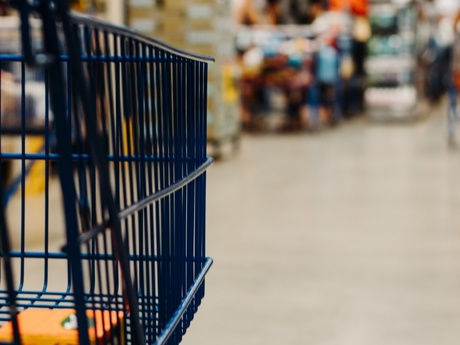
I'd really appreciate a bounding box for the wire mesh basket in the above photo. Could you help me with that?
[0,1,213,345]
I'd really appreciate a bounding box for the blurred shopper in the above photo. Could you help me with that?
[309,0,341,125]
[451,2,460,91]
[330,0,369,113]
[310,0,331,34]
[424,0,460,102]
[329,0,368,17]
[418,0,442,101]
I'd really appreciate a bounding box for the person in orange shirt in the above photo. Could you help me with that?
[329,0,369,113]
[329,0,368,16]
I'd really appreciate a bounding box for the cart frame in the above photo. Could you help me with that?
[0,1,213,345]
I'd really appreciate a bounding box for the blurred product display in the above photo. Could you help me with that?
[365,0,419,120]
[70,0,460,134]
[235,10,364,131]
[66,0,460,130]
[2,0,454,152]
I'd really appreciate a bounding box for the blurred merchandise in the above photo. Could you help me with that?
[236,25,316,131]
[0,72,49,130]
[0,16,50,132]
[69,0,107,16]
[234,12,367,132]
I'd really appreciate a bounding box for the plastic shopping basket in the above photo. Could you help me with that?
[0,1,213,345]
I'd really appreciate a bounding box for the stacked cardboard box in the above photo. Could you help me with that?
[127,0,159,36]
[127,0,240,158]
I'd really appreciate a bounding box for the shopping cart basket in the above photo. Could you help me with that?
[0,1,213,345]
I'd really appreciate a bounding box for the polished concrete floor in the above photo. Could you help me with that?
[4,104,460,345]
[183,107,460,345]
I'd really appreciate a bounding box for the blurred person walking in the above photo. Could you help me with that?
[329,0,369,112]
[424,0,460,103]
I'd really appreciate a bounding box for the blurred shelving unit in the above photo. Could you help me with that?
[127,0,241,159]
[365,0,419,120]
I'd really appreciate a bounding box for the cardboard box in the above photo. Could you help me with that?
[0,309,125,345]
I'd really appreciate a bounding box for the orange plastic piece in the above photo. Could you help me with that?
[0,308,124,345]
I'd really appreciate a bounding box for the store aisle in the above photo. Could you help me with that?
[184,108,460,345]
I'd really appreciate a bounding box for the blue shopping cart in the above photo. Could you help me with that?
[0,1,213,345]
